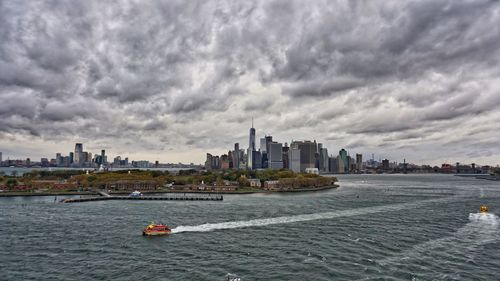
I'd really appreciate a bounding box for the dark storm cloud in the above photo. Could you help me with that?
[1,0,500,164]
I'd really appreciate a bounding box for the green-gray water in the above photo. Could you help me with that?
[1,174,499,280]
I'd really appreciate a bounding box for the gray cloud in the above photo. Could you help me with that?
[0,0,500,165]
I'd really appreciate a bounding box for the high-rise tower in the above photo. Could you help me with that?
[74,143,83,166]
[247,118,256,169]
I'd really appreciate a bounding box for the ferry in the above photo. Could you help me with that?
[143,223,172,236]
[480,205,488,213]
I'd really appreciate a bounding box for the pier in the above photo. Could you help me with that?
[62,193,223,203]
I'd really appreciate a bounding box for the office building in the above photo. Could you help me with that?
[247,120,257,170]
[282,143,290,169]
[356,154,363,171]
[291,140,317,172]
[233,143,240,169]
[329,156,338,173]
[290,147,301,173]
[74,143,83,166]
[268,142,283,170]
[319,147,328,172]
[56,153,62,167]
[338,149,348,173]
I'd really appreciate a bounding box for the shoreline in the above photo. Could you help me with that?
[0,185,338,197]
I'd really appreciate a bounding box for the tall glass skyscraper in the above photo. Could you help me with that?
[248,119,256,169]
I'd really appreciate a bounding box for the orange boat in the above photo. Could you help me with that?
[143,223,172,236]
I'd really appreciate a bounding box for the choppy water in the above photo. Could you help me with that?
[1,174,499,280]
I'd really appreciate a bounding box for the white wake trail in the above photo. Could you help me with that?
[171,196,454,234]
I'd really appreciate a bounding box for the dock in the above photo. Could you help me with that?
[62,192,223,203]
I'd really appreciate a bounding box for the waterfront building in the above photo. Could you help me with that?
[356,153,363,171]
[291,140,317,172]
[269,142,283,170]
[101,150,106,165]
[69,152,74,164]
[329,156,337,173]
[290,147,301,173]
[228,151,234,169]
[282,143,290,169]
[221,154,230,170]
[252,150,262,169]
[56,153,62,167]
[0,152,2,164]
[247,120,257,170]
[62,156,70,167]
[338,149,348,173]
[319,147,328,173]
[382,159,390,170]
[205,153,213,170]
[260,138,267,154]
[74,143,83,166]
[233,143,240,170]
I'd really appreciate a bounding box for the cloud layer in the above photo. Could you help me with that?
[1,0,500,165]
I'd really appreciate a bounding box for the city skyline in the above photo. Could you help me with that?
[1,1,500,166]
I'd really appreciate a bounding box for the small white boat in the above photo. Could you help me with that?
[129,190,142,197]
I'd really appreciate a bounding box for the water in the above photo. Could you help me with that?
[1,174,499,280]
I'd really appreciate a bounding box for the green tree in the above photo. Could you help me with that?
[6,178,18,188]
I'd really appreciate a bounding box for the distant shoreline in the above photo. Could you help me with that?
[0,185,339,197]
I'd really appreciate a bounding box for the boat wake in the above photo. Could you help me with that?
[171,196,454,234]
[377,212,499,275]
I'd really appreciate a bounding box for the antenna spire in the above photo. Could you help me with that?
[252,117,254,128]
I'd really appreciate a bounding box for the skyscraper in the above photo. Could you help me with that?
[338,149,348,173]
[269,142,283,169]
[356,153,363,171]
[233,143,240,170]
[101,150,106,165]
[74,143,83,166]
[319,147,328,173]
[247,119,256,170]
[290,147,301,173]
[291,141,317,172]
[56,153,62,167]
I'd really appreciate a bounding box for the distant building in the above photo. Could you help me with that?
[74,143,83,166]
[205,153,213,170]
[220,154,230,170]
[289,147,301,173]
[319,147,328,173]
[291,140,317,172]
[252,150,262,169]
[356,154,363,171]
[282,143,290,170]
[248,179,261,188]
[382,159,390,170]
[56,153,62,167]
[247,120,256,170]
[268,142,283,170]
[328,156,338,173]
[338,149,348,173]
[233,143,240,170]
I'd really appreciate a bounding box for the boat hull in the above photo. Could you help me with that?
[142,230,172,236]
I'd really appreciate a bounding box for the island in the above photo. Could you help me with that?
[0,169,338,196]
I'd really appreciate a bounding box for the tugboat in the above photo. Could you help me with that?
[480,205,489,213]
[143,223,172,236]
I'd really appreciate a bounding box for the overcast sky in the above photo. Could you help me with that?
[1,0,500,165]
